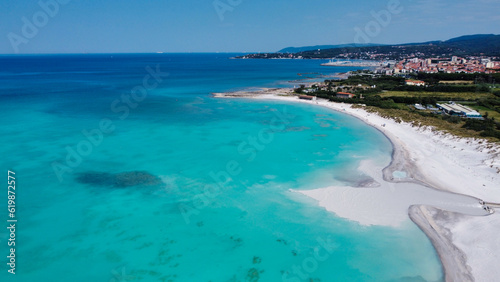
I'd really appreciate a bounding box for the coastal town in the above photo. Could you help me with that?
[299,55,500,75]
[289,52,500,141]
[375,56,500,75]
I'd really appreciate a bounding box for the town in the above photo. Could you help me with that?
[320,55,500,74]
[376,56,500,75]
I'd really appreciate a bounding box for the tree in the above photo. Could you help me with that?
[294,84,306,94]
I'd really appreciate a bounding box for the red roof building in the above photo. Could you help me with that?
[405,80,426,86]
[336,92,355,99]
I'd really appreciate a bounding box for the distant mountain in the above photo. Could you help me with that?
[445,34,497,43]
[294,34,500,59]
[239,34,500,60]
[440,34,500,54]
[278,43,382,53]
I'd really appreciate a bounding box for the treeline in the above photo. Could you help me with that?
[415,72,500,82]
[314,93,400,109]
[392,85,489,93]
[330,75,403,86]
[332,74,493,93]
[477,98,500,114]
[463,118,500,139]
[416,72,500,83]
[388,96,438,105]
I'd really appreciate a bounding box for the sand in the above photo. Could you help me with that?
[214,89,500,282]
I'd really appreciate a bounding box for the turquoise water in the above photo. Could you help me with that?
[0,54,443,281]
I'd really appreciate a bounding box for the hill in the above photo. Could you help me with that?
[239,34,500,60]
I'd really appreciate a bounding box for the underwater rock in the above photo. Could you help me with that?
[75,172,115,186]
[76,171,163,188]
[246,268,263,282]
[114,171,163,187]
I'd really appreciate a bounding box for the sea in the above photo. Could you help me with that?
[0,54,443,282]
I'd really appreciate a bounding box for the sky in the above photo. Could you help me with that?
[1,0,500,54]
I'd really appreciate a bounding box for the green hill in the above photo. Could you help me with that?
[240,34,500,59]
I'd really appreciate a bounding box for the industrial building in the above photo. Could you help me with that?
[436,103,482,118]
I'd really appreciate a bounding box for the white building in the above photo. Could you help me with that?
[405,80,426,86]
[437,103,482,118]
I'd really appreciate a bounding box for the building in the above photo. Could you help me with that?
[414,104,426,110]
[437,103,482,118]
[336,92,355,99]
[299,95,316,101]
[405,79,426,86]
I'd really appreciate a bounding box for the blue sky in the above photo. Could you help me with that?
[1,0,500,54]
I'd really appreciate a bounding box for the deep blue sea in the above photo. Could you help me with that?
[0,54,442,281]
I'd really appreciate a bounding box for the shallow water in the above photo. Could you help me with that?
[0,54,443,281]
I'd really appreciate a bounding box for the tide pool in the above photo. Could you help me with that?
[0,54,443,281]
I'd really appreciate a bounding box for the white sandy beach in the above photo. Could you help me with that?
[215,89,500,282]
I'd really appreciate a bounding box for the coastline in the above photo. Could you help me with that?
[214,88,500,281]
[409,205,474,282]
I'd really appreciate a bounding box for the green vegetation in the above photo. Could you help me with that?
[380,91,494,100]
[293,84,306,94]
[416,72,500,82]
[308,72,500,141]
[468,105,500,120]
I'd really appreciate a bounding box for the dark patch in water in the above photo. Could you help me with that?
[336,175,380,188]
[76,171,163,188]
[284,126,311,132]
[246,267,262,281]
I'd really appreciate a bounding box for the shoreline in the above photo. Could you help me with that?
[214,88,500,281]
[408,205,474,282]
